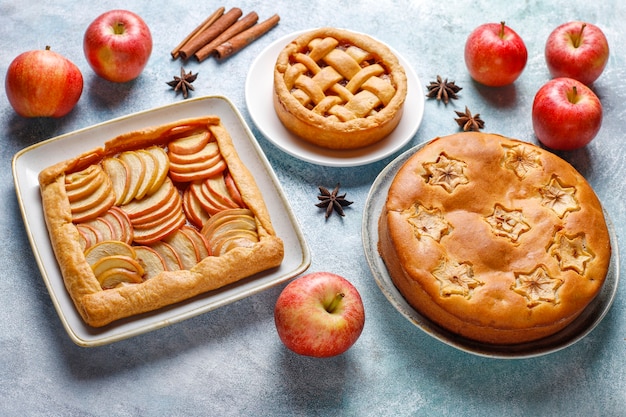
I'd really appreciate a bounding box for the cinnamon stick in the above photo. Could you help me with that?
[178,7,243,60]
[194,11,259,62]
[171,7,225,59]
[215,14,280,60]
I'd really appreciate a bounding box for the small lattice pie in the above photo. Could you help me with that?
[39,116,284,327]
[273,27,408,150]
[378,132,611,345]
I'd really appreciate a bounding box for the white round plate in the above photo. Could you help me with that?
[245,29,424,167]
[362,143,620,359]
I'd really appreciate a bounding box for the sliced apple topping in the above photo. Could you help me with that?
[134,246,167,280]
[84,240,137,267]
[201,208,259,256]
[65,165,116,223]
[102,156,131,205]
[121,176,178,220]
[167,129,210,155]
[118,151,147,204]
[163,229,202,269]
[102,146,170,205]
[168,132,227,183]
[149,241,183,271]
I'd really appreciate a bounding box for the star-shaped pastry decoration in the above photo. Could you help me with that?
[422,153,469,193]
[539,175,579,218]
[512,266,563,307]
[432,258,481,298]
[502,144,542,179]
[485,204,530,243]
[549,232,594,274]
[404,204,452,242]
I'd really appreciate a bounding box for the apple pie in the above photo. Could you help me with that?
[273,27,408,150]
[378,132,611,345]
[39,116,284,327]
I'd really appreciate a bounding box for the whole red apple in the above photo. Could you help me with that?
[274,272,365,358]
[5,46,83,118]
[532,77,602,150]
[545,21,609,86]
[83,10,152,83]
[464,21,528,87]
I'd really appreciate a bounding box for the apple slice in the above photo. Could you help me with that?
[118,151,146,204]
[149,241,183,270]
[91,255,145,280]
[205,174,240,209]
[131,186,182,225]
[201,208,257,237]
[102,156,131,205]
[144,146,170,196]
[212,229,259,256]
[96,267,144,290]
[71,186,116,223]
[107,206,134,244]
[132,208,186,245]
[65,165,100,191]
[82,217,115,243]
[66,170,105,203]
[168,141,220,165]
[224,170,246,208]
[180,225,211,260]
[169,159,228,183]
[134,246,167,279]
[76,223,101,251]
[135,149,159,200]
[168,129,210,155]
[84,240,136,266]
[121,177,177,220]
[164,229,200,269]
[201,208,259,255]
[182,187,211,228]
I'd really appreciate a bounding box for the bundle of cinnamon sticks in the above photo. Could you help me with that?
[171,7,280,62]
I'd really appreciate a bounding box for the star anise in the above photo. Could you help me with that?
[454,106,485,131]
[166,67,198,99]
[315,183,353,219]
[426,75,462,104]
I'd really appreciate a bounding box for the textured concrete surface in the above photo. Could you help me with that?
[1,0,625,416]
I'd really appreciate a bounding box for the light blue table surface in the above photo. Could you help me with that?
[1,1,624,416]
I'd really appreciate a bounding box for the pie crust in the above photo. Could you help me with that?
[378,132,611,344]
[273,27,408,150]
[39,116,284,327]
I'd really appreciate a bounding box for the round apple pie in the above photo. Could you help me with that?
[378,132,611,345]
[273,27,408,150]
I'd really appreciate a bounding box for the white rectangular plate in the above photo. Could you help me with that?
[12,95,311,347]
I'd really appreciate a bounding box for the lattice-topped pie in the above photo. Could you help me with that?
[273,27,408,150]
[378,132,611,345]
[39,116,284,327]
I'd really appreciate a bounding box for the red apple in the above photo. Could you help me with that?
[532,77,602,150]
[464,21,528,87]
[83,10,152,83]
[274,272,365,358]
[5,46,83,118]
[545,21,609,86]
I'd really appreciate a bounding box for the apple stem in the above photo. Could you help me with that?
[499,21,506,39]
[325,292,345,313]
[113,21,126,35]
[567,85,580,104]
[573,23,587,48]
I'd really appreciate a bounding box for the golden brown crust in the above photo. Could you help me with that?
[378,132,611,344]
[39,116,284,327]
[273,27,407,150]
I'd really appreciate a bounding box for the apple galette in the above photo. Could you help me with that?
[273,27,408,150]
[378,132,611,344]
[39,116,284,327]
